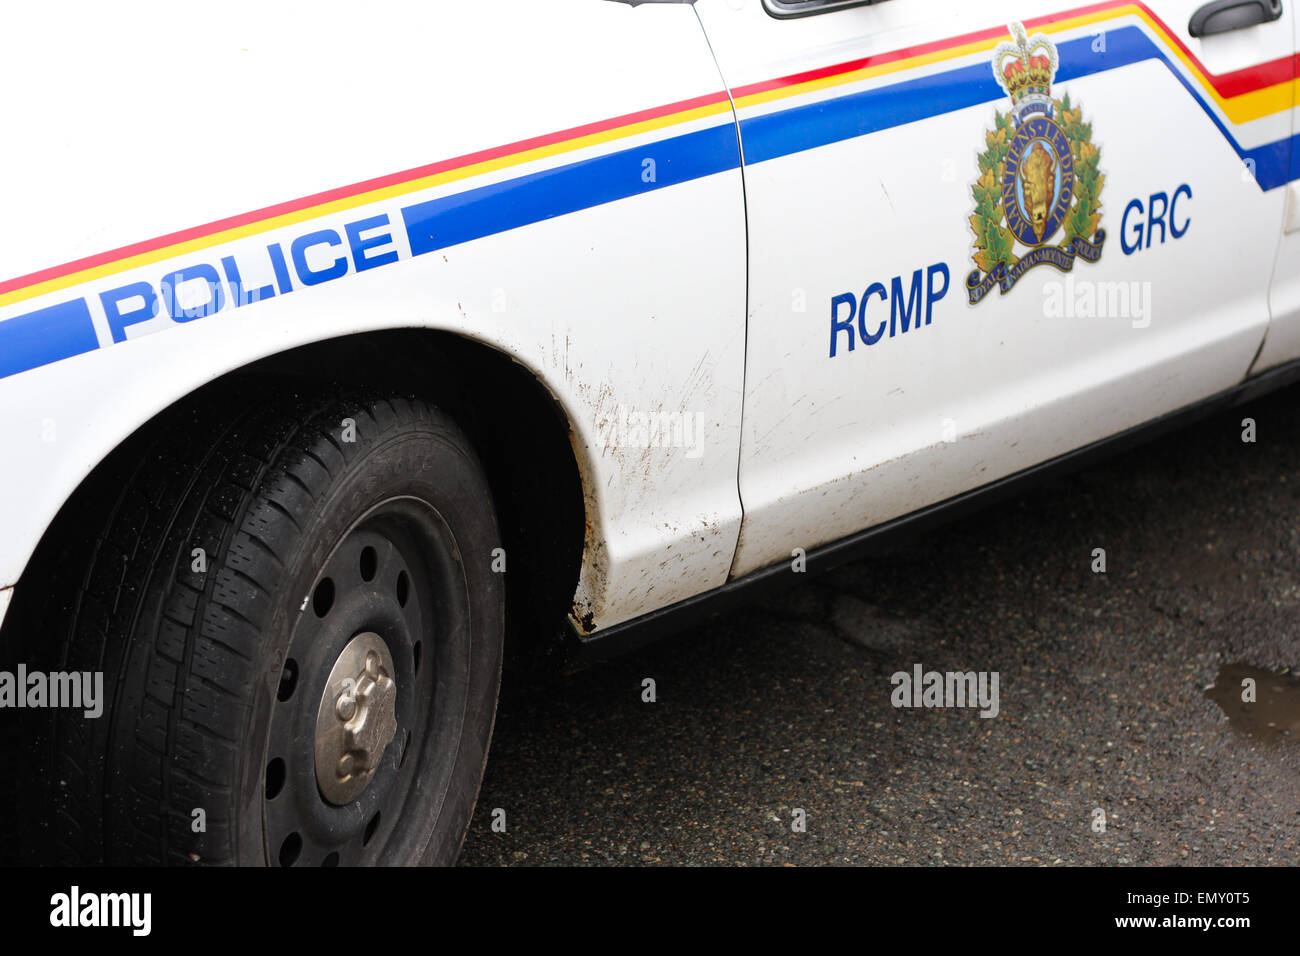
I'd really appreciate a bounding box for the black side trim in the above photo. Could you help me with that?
[565,358,1300,669]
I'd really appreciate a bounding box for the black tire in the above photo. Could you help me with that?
[5,383,503,865]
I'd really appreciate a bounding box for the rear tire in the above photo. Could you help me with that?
[7,383,503,865]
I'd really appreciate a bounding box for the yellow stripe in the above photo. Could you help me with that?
[3,4,1292,311]
[1138,10,1297,124]
[0,99,731,310]
[733,4,1294,127]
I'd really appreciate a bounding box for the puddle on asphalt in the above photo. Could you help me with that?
[1205,663,1300,743]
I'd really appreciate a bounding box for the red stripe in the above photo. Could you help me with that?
[0,88,731,298]
[731,0,1293,103]
[729,23,1013,99]
[4,1,1294,300]
[1116,1,1296,97]
[1204,52,1298,97]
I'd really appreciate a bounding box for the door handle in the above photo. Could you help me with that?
[1189,0,1283,37]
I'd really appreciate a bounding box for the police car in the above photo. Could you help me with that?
[0,0,1296,865]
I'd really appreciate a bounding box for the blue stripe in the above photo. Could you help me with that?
[0,298,98,379]
[739,61,1000,165]
[3,21,1295,383]
[740,25,1294,190]
[402,123,742,256]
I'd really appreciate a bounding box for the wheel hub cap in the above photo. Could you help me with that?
[314,632,398,805]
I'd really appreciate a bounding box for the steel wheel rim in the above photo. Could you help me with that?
[262,495,466,866]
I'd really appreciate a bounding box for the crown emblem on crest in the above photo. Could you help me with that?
[992,23,1058,123]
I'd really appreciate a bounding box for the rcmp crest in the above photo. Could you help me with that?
[967,23,1106,304]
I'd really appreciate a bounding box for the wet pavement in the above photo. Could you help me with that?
[461,385,1300,866]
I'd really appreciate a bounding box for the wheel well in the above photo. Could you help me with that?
[6,329,586,663]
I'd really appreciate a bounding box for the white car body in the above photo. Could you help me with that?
[1,0,1297,639]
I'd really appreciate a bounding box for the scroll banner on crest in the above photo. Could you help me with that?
[966,229,1107,304]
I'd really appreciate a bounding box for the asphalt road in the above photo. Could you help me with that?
[460,385,1300,866]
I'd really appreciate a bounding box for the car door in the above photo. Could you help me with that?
[1256,3,1300,372]
[694,0,1291,577]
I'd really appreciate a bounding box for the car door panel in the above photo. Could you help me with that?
[694,0,1290,577]
[1256,5,1300,372]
